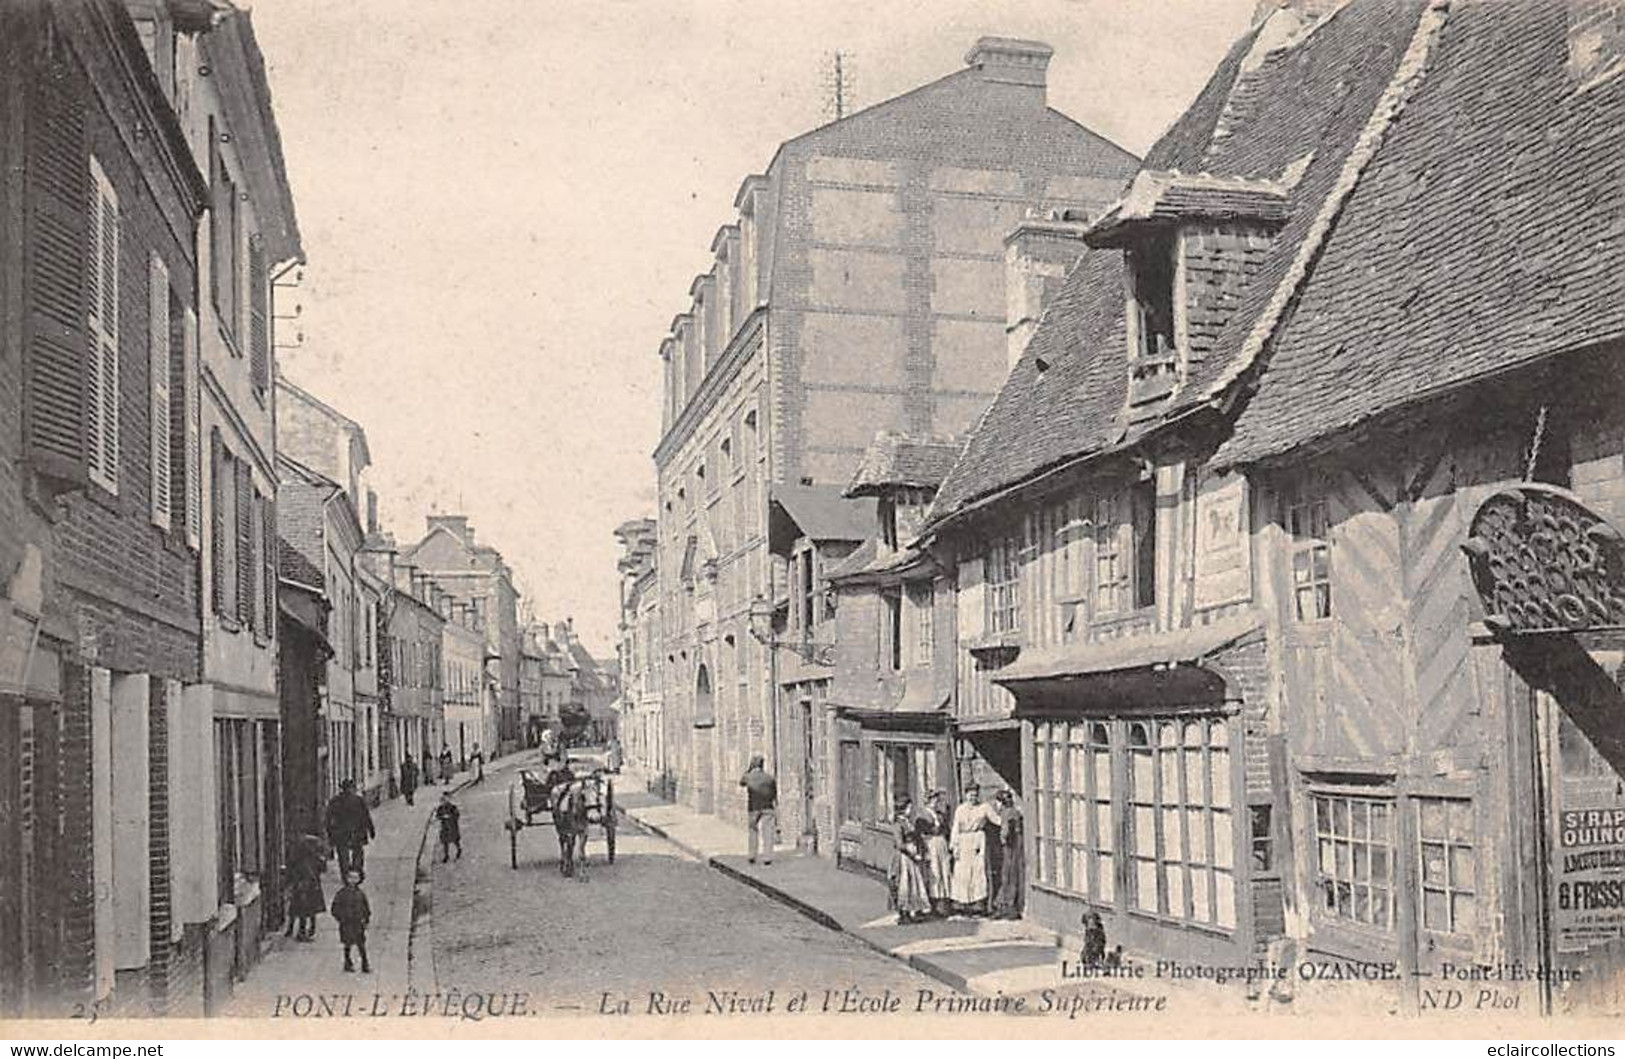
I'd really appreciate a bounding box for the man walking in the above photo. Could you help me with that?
[325,778,376,877]
[399,754,418,807]
[739,754,778,866]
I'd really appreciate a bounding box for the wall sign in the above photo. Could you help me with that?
[1193,471,1251,610]
[1463,483,1625,634]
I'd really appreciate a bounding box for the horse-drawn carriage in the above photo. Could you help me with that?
[505,758,616,876]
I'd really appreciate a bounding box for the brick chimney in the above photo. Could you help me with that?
[1004,208,1092,370]
[964,37,1053,94]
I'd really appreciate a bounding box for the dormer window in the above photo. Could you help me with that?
[1129,232,1177,366]
[879,498,898,550]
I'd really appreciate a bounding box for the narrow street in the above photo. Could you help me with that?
[425,760,947,1016]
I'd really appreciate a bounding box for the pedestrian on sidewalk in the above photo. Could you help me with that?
[991,789,1025,920]
[400,755,419,806]
[606,738,623,774]
[739,754,777,865]
[330,868,372,974]
[920,790,952,917]
[435,790,463,862]
[949,783,996,915]
[325,778,376,878]
[439,746,455,783]
[471,743,485,784]
[422,748,436,786]
[887,796,932,925]
[282,833,326,942]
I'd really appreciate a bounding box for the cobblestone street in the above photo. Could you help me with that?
[425,770,947,1017]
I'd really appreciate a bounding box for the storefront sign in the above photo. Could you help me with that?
[1463,484,1625,634]
[1556,803,1625,948]
[1193,472,1251,610]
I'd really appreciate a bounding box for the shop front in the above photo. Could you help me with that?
[994,613,1273,967]
[833,696,954,879]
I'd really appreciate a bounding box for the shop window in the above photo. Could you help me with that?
[1311,790,1394,930]
[985,535,1021,636]
[1127,717,1234,927]
[1417,798,1477,935]
[1288,497,1332,621]
[875,742,911,818]
[839,742,862,824]
[1032,720,1117,906]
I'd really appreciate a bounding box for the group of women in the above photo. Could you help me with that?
[887,783,1024,925]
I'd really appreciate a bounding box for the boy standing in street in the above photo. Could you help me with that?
[435,790,463,862]
[330,868,371,973]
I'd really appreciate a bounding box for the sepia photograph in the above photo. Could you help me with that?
[0,0,1623,1042]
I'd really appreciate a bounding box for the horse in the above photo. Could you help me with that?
[552,780,591,880]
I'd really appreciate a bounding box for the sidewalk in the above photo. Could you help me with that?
[613,765,1064,998]
[222,753,525,1017]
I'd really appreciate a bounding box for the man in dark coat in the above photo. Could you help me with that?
[325,778,376,876]
[400,755,419,806]
[739,754,778,865]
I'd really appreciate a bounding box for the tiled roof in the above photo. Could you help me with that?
[931,0,1434,520]
[1216,2,1625,464]
[844,433,965,497]
[1085,170,1289,246]
[768,484,877,549]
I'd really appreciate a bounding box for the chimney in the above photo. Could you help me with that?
[426,514,470,544]
[964,37,1053,94]
[1004,208,1092,370]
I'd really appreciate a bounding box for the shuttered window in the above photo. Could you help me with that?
[23,41,91,484]
[236,461,253,627]
[148,254,171,528]
[210,428,232,618]
[248,236,268,395]
[209,119,239,342]
[170,305,201,547]
[87,157,120,494]
[262,495,277,637]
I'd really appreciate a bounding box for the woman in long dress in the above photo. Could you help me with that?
[887,796,932,924]
[920,790,952,915]
[949,784,998,915]
[992,789,1025,919]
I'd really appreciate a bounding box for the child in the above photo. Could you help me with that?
[435,790,462,863]
[330,868,371,973]
[1080,910,1107,967]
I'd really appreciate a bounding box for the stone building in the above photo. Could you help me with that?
[923,0,1625,1013]
[614,519,662,777]
[652,36,1140,833]
[402,514,520,757]
[440,598,485,772]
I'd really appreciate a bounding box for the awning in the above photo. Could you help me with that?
[994,611,1261,711]
[833,680,950,731]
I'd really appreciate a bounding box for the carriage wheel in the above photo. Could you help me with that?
[509,823,518,870]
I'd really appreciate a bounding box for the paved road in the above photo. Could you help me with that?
[426,760,947,1018]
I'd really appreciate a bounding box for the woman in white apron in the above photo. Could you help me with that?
[949,784,997,914]
[921,790,952,915]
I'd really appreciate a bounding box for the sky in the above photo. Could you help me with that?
[249,0,1259,657]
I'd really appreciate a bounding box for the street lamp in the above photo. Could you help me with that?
[745,594,835,667]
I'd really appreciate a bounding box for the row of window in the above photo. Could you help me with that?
[209,429,275,640]
[390,635,443,690]
[979,481,1335,643]
[1031,718,1479,940]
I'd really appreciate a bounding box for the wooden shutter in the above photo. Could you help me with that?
[262,495,277,636]
[87,157,119,494]
[248,236,268,393]
[22,36,91,484]
[183,309,201,547]
[210,427,226,614]
[236,462,253,627]
[148,254,171,528]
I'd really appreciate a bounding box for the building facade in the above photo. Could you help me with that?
[403,514,520,758]
[0,0,222,1018]
[925,0,1625,1013]
[652,36,1140,833]
[614,519,662,776]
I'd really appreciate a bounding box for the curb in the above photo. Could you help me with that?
[617,804,980,997]
[402,765,494,993]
